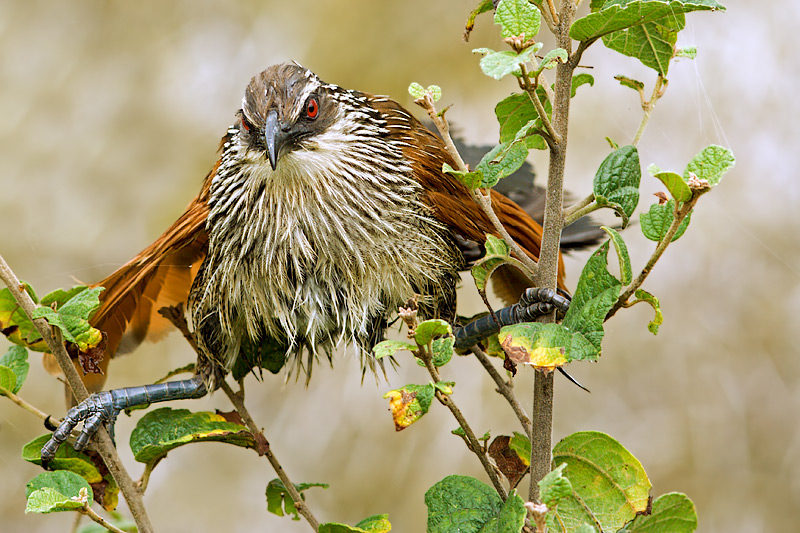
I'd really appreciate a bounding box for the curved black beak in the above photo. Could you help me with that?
[264,110,291,171]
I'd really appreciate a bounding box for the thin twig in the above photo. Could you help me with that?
[531,0,557,33]
[0,254,154,533]
[546,0,560,25]
[220,380,320,531]
[562,193,597,227]
[415,94,539,278]
[157,304,321,531]
[519,63,560,145]
[474,190,539,276]
[632,75,668,146]
[0,385,56,422]
[470,346,532,439]
[80,504,127,533]
[607,196,697,319]
[419,349,508,500]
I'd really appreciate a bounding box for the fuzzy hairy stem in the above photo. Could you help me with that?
[0,254,154,533]
[528,0,578,504]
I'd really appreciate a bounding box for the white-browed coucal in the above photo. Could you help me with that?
[42,63,584,463]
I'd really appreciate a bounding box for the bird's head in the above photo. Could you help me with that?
[237,63,342,170]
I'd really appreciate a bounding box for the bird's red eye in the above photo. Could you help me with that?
[306,97,319,119]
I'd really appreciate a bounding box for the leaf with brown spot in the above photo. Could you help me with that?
[383,384,435,431]
[488,435,529,488]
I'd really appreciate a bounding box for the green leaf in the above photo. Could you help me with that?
[0,345,29,394]
[684,144,735,186]
[415,319,452,345]
[537,48,568,72]
[479,491,527,533]
[129,407,257,463]
[383,383,435,431]
[623,492,697,532]
[471,236,530,294]
[602,226,632,285]
[465,0,495,40]
[640,199,691,242]
[495,0,541,38]
[615,75,645,92]
[602,14,684,75]
[355,513,392,533]
[266,479,329,521]
[416,337,455,368]
[571,73,595,97]
[373,339,416,360]
[233,334,288,380]
[443,162,484,190]
[485,234,509,256]
[571,0,726,43]
[509,431,531,466]
[652,170,692,203]
[425,475,504,533]
[476,141,530,187]
[499,322,598,369]
[551,431,651,532]
[0,283,47,351]
[431,337,454,367]
[433,381,455,395]
[25,471,93,513]
[408,82,425,99]
[593,145,641,227]
[0,365,17,396]
[22,434,120,511]
[427,85,442,102]
[495,93,545,150]
[563,241,623,350]
[31,287,104,351]
[474,44,542,80]
[633,289,663,335]
[539,463,573,509]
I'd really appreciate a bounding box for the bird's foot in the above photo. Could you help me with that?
[454,287,571,350]
[41,375,208,468]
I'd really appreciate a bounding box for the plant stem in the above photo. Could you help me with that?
[607,197,697,319]
[0,254,154,533]
[416,94,539,277]
[518,63,560,145]
[420,348,508,500]
[562,193,598,227]
[632,74,668,146]
[470,346,532,439]
[157,305,321,531]
[80,504,127,533]
[473,190,539,275]
[220,380,320,531]
[528,0,578,504]
[0,386,56,422]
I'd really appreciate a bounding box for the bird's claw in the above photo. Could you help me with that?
[513,287,570,322]
[41,391,119,469]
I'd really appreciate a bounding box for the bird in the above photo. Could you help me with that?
[41,62,591,462]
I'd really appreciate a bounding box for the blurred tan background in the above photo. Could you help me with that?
[1,1,797,531]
